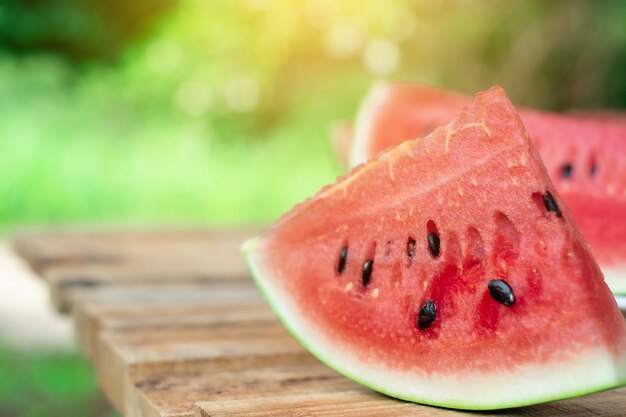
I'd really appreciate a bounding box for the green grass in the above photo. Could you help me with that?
[0,345,119,417]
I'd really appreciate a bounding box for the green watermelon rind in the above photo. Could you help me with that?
[604,267,626,295]
[243,237,626,410]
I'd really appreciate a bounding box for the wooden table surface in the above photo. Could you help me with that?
[11,228,626,417]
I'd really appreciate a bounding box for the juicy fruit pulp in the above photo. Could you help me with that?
[346,83,626,293]
[245,86,626,410]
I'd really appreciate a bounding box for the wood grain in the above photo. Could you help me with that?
[97,321,305,415]
[131,353,354,417]
[13,228,259,312]
[45,262,252,312]
[53,277,259,313]
[196,389,626,417]
[74,298,272,360]
[11,228,626,417]
[12,228,257,276]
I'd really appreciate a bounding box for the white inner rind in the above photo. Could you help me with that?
[349,83,391,167]
[244,238,626,410]
[603,266,626,296]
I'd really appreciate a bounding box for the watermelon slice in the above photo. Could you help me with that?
[346,83,626,294]
[244,86,626,410]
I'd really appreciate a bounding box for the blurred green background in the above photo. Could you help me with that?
[1,1,626,416]
[2,0,626,232]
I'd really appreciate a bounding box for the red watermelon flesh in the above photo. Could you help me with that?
[346,83,626,293]
[245,86,626,410]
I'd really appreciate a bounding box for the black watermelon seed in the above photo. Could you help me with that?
[589,163,598,178]
[337,246,348,275]
[560,163,573,179]
[418,300,437,330]
[542,191,563,218]
[488,279,515,306]
[362,259,373,286]
[428,232,441,258]
[407,238,416,258]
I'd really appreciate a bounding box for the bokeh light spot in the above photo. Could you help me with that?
[174,80,213,117]
[224,77,260,113]
[363,38,401,75]
[305,0,339,29]
[146,40,183,75]
[326,22,364,59]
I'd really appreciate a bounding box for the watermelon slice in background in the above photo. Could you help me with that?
[342,83,626,294]
[245,86,626,410]
[329,121,354,170]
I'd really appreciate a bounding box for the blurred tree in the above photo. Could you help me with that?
[0,0,175,62]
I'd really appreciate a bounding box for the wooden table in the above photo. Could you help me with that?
[12,228,626,417]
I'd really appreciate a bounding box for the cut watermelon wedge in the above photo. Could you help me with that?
[245,86,626,410]
[345,83,626,294]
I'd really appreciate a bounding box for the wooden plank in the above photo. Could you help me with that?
[19,227,626,417]
[195,391,440,417]
[71,277,317,417]
[55,279,259,314]
[195,388,626,417]
[75,298,273,360]
[97,321,305,416]
[12,228,258,275]
[45,261,250,291]
[14,228,258,313]
[130,354,354,417]
[69,282,260,308]
[51,272,258,313]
